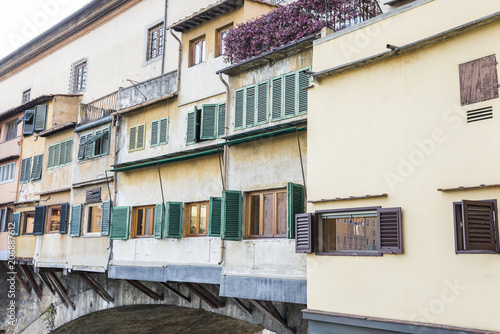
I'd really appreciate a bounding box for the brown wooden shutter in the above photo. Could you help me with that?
[459,55,499,105]
[86,187,101,203]
[462,200,499,252]
[295,213,314,253]
[377,207,403,254]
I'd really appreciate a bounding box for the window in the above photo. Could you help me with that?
[216,24,233,57]
[151,117,169,147]
[86,187,101,203]
[20,154,43,183]
[0,162,15,184]
[47,205,61,233]
[70,58,87,93]
[146,23,164,61]
[34,104,48,132]
[22,89,31,104]
[187,202,209,236]
[20,110,34,135]
[19,158,31,183]
[247,189,287,238]
[129,124,146,151]
[22,211,35,235]
[5,120,17,141]
[78,127,110,160]
[454,200,499,254]
[234,81,269,130]
[459,55,499,105]
[188,103,226,144]
[132,206,155,238]
[190,36,205,66]
[48,139,73,169]
[271,68,310,121]
[87,203,102,234]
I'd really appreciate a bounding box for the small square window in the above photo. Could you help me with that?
[216,24,233,57]
[47,205,61,233]
[22,211,35,235]
[146,23,164,61]
[246,189,287,238]
[187,202,209,236]
[132,206,155,238]
[190,36,205,66]
[22,89,31,104]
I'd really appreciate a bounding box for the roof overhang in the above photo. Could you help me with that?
[39,122,77,138]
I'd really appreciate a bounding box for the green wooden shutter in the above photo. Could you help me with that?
[221,190,242,241]
[284,72,297,117]
[298,68,310,114]
[110,206,130,240]
[21,157,32,183]
[65,140,73,164]
[59,202,69,234]
[70,204,82,237]
[34,104,48,132]
[31,154,43,180]
[208,197,222,237]
[186,108,198,145]
[159,117,168,144]
[59,141,67,166]
[33,205,46,235]
[217,103,226,137]
[78,134,87,160]
[12,212,21,236]
[257,81,269,124]
[287,182,304,239]
[154,203,164,239]
[271,76,283,120]
[136,124,145,149]
[200,104,217,140]
[129,127,137,151]
[165,202,183,238]
[245,85,256,128]
[234,89,244,129]
[101,200,111,236]
[85,133,94,159]
[48,145,55,168]
[151,120,160,146]
[22,110,35,135]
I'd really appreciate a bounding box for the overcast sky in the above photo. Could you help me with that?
[0,0,93,60]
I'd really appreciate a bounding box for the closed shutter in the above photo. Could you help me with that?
[20,159,26,183]
[136,124,145,149]
[298,69,309,114]
[271,77,283,120]
[287,182,304,239]
[59,141,67,166]
[31,154,43,181]
[150,120,159,146]
[59,202,69,234]
[217,103,226,137]
[69,204,82,237]
[234,89,244,129]
[129,127,137,150]
[459,55,499,105]
[12,212,21,236]
[33,205,46,235]
[101,200,111,236]
[165,202,183,238]
[208,197,222,237]
[22,110,35,135]
[20,157,32,183]
[257,81,269,124]
[159,118,168,144]
[48,145,55,168]
[86,187,101,203]
[284,72,296,117]
[154,203,164,239]
[221,190,242,241]
[186,108,199,145]
[65,140,73,164]
[78,134,87,160]
[245,85,256,127]
[110,206,130,240]
[0,208,4,232]
[377,207,403,254]
[200,104,217,140]
[295,213,314,253]
[462,200,498,252]
[34,104,48,132]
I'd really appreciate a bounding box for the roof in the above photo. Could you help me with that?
[39,122,77,138]
[170,0,276,33]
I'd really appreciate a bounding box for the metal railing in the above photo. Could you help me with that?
[80,91,118,125]
[323,0,383,32]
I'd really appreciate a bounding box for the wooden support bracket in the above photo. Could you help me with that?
[182,283,220,309]
[229,297,252,315]
[192,283,225,308]
[79,272,114,303]
[2,261,31,293]
[159,282,191,303]
[249,300,295,334]
[45,272,75,310]
[17,264,42,301]
[37,271,56,296]
[126,280,163,301]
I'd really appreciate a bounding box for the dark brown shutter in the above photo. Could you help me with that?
[377,207,403,254]
[462,200,499,252]
[59,203,69,234]
[295,213,314,253]
[86,187,101,203]
[33,205,47,235]
[459,55,499,105]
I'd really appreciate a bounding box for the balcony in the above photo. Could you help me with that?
[0,136,21,162]
[80,91,118,125]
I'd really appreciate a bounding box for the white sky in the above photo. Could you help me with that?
[0,0,93,60]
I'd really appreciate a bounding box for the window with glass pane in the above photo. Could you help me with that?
[188,202,209,236]
[74,62,87,92]
[23,212,35,235]
[217,24,233,57]
[5,120,17,141]
[87,204,102,233]
[247,189,287,238]
[22,89,31,104]
[47,205,61,233]
[190,37,205,66]
[133,206,155,237]
[147,23,164,61]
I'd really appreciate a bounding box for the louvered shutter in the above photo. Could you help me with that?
[0,208,4,232]
[110,206,130,240]
[287,182,304,239]
[295,213,314,253]
[462,200,498,252]
[159,118,168,144]
[200,104,217,140]
[70,204,82,237]
[221,190,242,241]
[165,202,183,238]
[85,133,94,159]
[186,108,198,145]
[78,135,87,160]
[22,110,35,135]
[154,203,164,239]
[59,141,67,166]
[33,205,46,235]
[217,103,226,137]
[151,120,159,146]
[34,104,48,132]
[208,197,222,237]
[65,140,73,164]
[101,200,111,236]
[284,72,296,117]
[271,77,283,120]
[59,203,69,234]
[48,145,55,168]
[245,86,256,127]
[234,89,244,129]
[136,124,145,149]
[12,212,21,236]
[377,207,403,254]
[31,154,43,180]
[298,69,309,114]
[129,127,137,150]
[21,157,31,183]
[257,81,269,124]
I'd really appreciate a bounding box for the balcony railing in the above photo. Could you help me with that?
[80,91,118,125]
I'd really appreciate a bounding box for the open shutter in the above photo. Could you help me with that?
[129,127,137,150]
[217,103,226,137]
[154,203,164,239]
[287,182,304,239]
[377,207,403,254]
[234,89,244,129]
[12,212,21,236]
[34,104,48,132]
[462,200,498,252]
[101,200,111,236]
[33,205,47,235]
[245,85,256,127]
[284,72,296,117]
[151,120,159,146]
[221,190,242,241]
[298,69,310,114]
[85,133,94,159]
[186,108,199,145]
[165,202,183,238]
[271,77,283,120]
[200,104,217,140]
[136,124,145,149]
[69,204,82,237]
[295,213,314,253]
[257,81,269,124]
[78,134,87,160]
[208,197,222,237]
[20,159,26,183]
[31,154,43,180]
[59,202,69,234]
[22,110,35,135]
[110,206,130,240]
[86,187,101,203]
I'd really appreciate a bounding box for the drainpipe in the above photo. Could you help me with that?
[169,28,182,94]
[160,0,168,75]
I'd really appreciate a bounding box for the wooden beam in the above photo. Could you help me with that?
[192,283,225,308]
[79,272,114,303]
[159,282,191,303]
[2,261,31,293]
[46,272,75,310]
[249,300,295,334]
[126,280,163,301]
[230,297,252,315]
[38,271,56,296]
[17,264,42,301]
[182,283,218,309]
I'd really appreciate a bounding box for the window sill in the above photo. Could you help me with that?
[143,55,162,67]
[82,234,102,238]
[315,251,383,257]
[245,236,287,240]
[455,250,500,254]
[78,154,109,163]
[45,231,60,235]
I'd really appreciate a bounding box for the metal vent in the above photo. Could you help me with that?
[467,106,493,123]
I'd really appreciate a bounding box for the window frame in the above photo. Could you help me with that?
[22,89,31,104]
[150,117,169,147]
[22,211,35,235]
[190,36,206,67]
[216,23,233,58]
[246,188,288,239]
[0,162,15,184]
[234,80,270,130]
[5,120,17,141]
[46,205,62,234]
[128,124,146,152]
[85,202,103,236]
[187,201,210,237]
[270,67,311,122]
[131,205,156,238]
[70,58,88,94]
[146,22,165,62]
[48,138,73,170]
[78,126,110,161]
